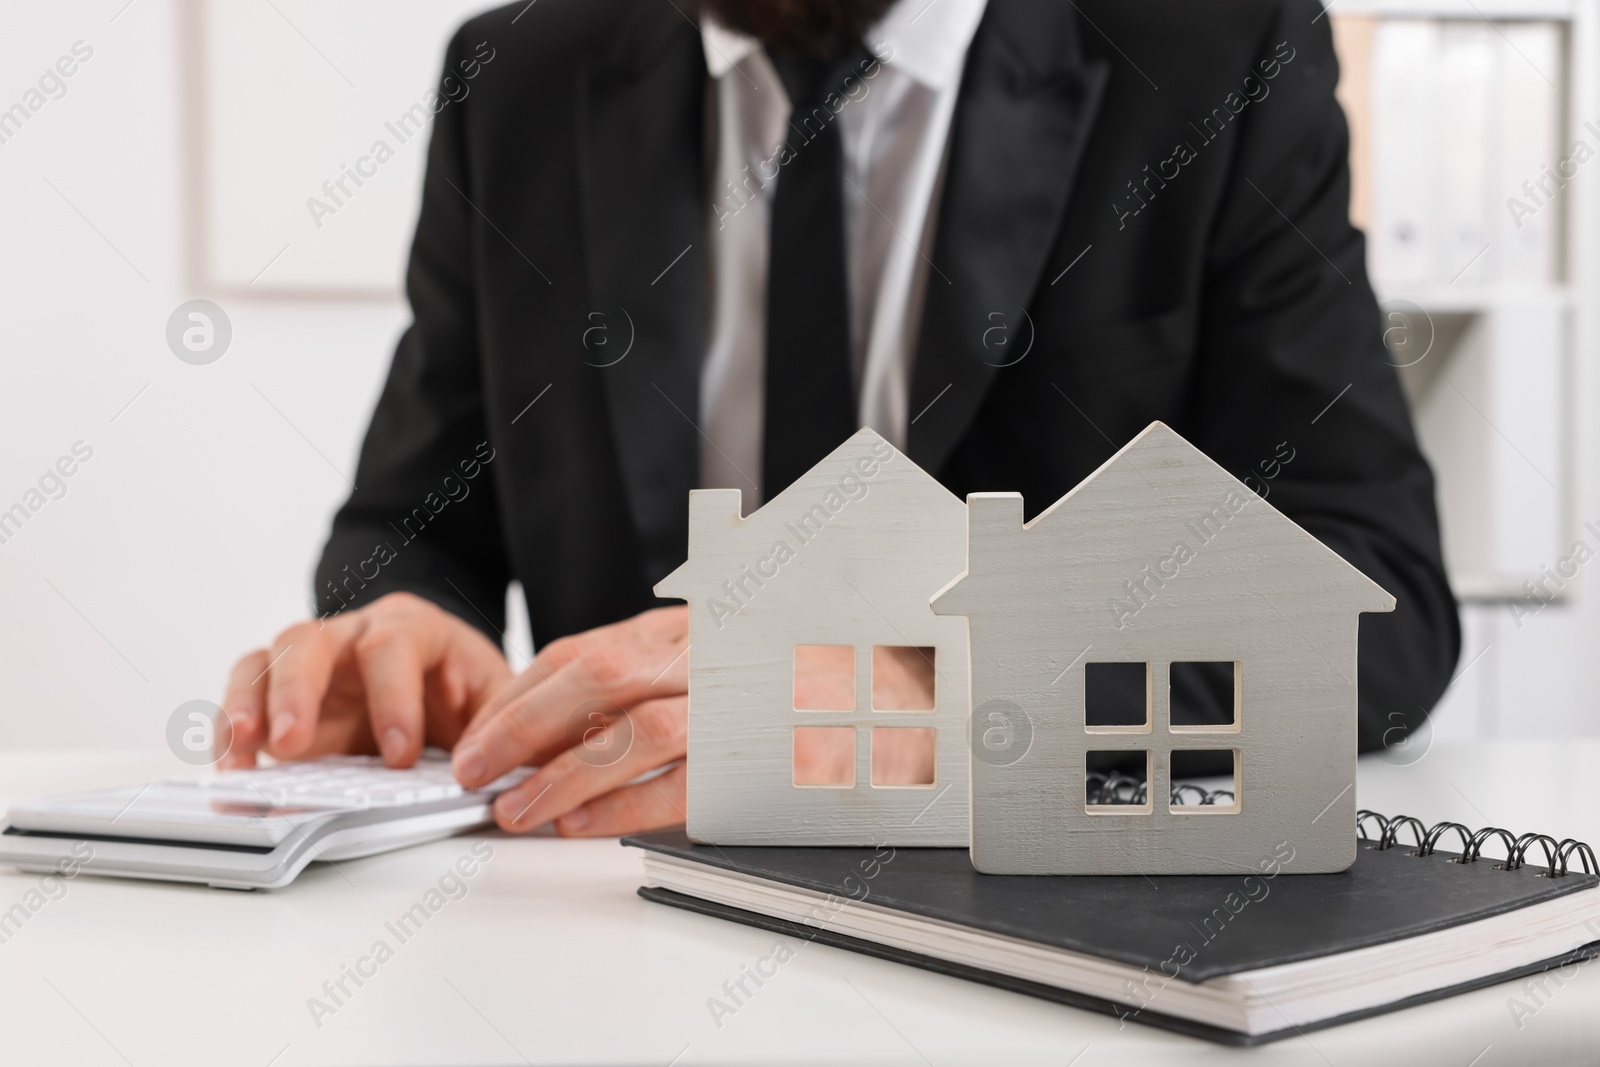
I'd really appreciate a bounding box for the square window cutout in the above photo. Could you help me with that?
[1085,750,1151,813]
[1170,661,1238,730]
[794,645,855,711]
[1085,662,1148,730]
[871,646,936,711]
[1169,749,1240,813]
[870,727,936,787]
[793,726,856,787]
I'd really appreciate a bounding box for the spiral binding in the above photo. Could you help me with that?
[1085,772,1236,808]
[1357,809,1599,878]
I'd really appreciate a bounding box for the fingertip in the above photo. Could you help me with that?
[216,716,258,770]
[493,797,530,833]
[492,792,520,830]
[379,727,413,767]
[268,710,297,748]
[213,725,239,770]
[555,806,591,837]
[221,649,271,769]
[266,678,316,749]
[265,710,315,761]
[453,742,487,788]
[225,707,256,742]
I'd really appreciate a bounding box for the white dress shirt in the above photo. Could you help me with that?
[697,0,989,497]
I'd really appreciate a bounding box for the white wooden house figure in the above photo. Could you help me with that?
[654,428,969,846]
[933,422,1395,875]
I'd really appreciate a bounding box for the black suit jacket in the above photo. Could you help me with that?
[316,0,1461,751]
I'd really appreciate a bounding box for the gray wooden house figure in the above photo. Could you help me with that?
[654,428,970,846]
[932,422,1395,875]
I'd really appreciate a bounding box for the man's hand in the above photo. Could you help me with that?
[452,606,691,837]
[217,592,511,769]
[457,606,938,838]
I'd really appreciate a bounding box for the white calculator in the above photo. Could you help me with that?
[0,754,531,890]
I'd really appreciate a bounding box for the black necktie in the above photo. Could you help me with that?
[762,50,864,503]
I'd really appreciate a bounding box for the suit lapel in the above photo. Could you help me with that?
[907,0,1110,477]
[576,4,707,585]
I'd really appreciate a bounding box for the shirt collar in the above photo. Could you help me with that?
[702,0,988,92]
[700,17,761,78]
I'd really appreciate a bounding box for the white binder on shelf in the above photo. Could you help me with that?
[1495,22,1563,287]
[1435,22,1496,285]
[1370,20,1441,286]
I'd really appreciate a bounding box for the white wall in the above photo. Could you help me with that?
[0,0,1594,752]
[0,1,439,749]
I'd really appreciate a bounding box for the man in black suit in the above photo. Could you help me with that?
[218,0,1459,835]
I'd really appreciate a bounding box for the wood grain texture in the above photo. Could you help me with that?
[655,429,970,846]
[933,422,1395,875]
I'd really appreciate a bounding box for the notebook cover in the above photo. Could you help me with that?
[639,885,1600,1046]
[622,831,1599,981]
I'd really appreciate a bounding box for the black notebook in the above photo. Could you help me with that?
[623,814,1600,1045]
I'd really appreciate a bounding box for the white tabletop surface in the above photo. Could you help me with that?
[2,743,1599,1066]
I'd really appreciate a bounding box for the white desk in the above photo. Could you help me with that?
[2,744,1598,1066]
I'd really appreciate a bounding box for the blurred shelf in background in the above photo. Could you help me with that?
[1332,1,1596,609]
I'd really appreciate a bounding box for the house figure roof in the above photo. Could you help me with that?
[934,421,1396,623]
[657,428,966,618]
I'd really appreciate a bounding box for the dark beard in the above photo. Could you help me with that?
[695,0,898,58]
